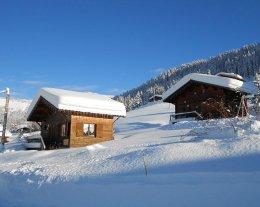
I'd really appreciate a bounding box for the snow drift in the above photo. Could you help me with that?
[0,101,260,207]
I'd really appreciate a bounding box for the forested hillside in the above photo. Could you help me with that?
[114,43,260,111]
[0,98,31,130]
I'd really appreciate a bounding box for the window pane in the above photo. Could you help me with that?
[83,124,89,136]
[60,124,66,137]
[89,124,95,136]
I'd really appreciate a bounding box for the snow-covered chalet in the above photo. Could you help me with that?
[27,88,126,149]
[162,72,258,120]
[148,94,162,102]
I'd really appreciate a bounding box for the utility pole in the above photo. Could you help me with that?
[153,88,156,102]
[1,88,10,146]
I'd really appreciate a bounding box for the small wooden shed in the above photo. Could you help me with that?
[27,88,126,149]
[148,94,162,102]
[162,72,258,120]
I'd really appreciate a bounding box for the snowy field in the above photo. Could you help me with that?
[0,101,260,207]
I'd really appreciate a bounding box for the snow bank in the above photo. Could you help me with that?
[1,102,260,207]
[251,121,260,134]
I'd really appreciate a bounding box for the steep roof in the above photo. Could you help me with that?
[163,73,258,101]
[27,88,126,119]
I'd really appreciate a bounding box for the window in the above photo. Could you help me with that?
[83,124,88,136]
[42,124,49,131]
[89,124,95,136]
[83,124,96,137]
[42,124,49,134]
[60,124,66,137]
[76,123,96,137]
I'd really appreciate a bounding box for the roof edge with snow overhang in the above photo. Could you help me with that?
[27,88,126,119]
[162,73,258,101]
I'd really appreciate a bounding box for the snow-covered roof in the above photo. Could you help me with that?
[216,72,244,81]
[163,73,258,101]
[27,88,126,118]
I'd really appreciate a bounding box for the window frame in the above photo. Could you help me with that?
[83,123,96,138]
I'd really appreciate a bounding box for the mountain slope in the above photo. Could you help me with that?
[0,97,31,129]
[0,97,30,112]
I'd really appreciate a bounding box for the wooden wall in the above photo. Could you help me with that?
[70,114,114,148]
[171,81,246,119]
[41,112,70,149]
[174,83,221,114]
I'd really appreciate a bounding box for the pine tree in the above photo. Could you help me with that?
[255,73,260,94]
[133,91,142,108]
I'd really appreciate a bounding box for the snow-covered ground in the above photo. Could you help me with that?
[0,101,260,207]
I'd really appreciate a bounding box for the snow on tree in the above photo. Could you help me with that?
[133,91,142,109]
[253,72,260,118]
[255,73,260,94]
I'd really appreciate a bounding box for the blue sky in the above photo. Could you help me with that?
[0,0,260,99]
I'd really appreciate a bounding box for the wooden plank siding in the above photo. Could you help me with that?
[41,112,70,149]
[174,83,226,114]
[70,115,114,148]
[168,81,247,119]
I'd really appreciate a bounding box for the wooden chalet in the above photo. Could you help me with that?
[27,88,126,149]
[162,72,258,120]
[148,94,162,102]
